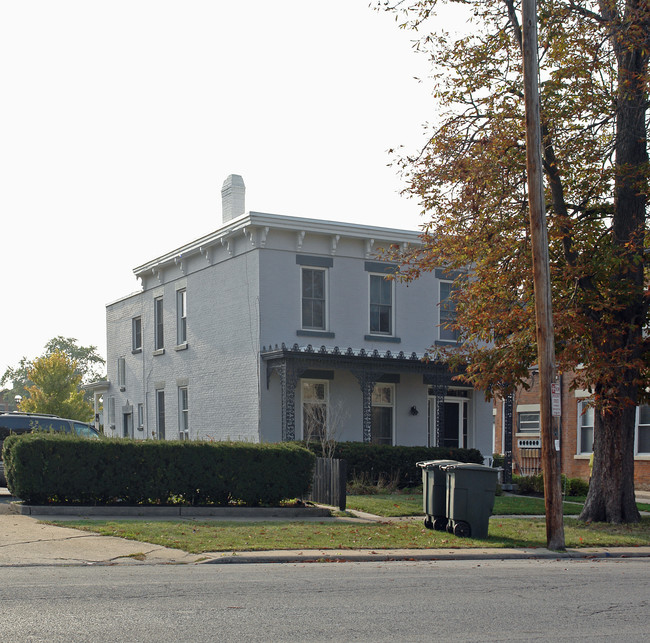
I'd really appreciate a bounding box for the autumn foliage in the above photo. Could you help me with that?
[381,0,649,522]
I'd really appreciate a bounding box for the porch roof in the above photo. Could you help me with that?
[261,342,464,383]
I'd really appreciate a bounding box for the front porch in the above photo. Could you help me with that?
[262,343,476,448]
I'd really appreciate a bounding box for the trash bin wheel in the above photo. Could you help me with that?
[453,521,471,538]
[433,517,447,531]
[424,516,434,530]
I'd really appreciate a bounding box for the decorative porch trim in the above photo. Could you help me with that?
[262,343,462,444]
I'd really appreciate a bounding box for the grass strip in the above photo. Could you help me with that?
[48,516,650,553]
[346,493,650,517]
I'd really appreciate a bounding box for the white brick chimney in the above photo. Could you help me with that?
[221,174,245,223]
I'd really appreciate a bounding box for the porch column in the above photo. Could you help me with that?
[503,393,514,485]
[423,374,449,448]
[351,369,383,443]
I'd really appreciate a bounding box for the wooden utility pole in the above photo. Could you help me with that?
[521,0,565,550]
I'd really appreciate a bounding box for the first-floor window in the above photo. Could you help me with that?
[517,411,540,434]
[636,405,650,455]
[108,396,116,429]
[137,403,144,429]
[179,387,189,439]
[156,390,165,440]
[302,380,328,441]
[371,384,394,445]
[577,402,594,454]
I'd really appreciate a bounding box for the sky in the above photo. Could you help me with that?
[0,1,464,381]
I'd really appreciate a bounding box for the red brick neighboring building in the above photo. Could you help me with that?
[493,372,650,489]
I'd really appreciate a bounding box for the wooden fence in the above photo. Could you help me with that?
[309,457,347,511]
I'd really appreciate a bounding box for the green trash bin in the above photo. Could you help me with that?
[416,460,458,531]
[443,463,499,539]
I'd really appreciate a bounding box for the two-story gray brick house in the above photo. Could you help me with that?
[98,175,493,457]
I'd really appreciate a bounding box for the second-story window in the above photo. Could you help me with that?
[117,357,126,390]
[301,268,326,330]
[132,317,142,352]
[439,281,459,342]
[154,297,164,351]
[369,274,393,335]
[176,289,187,345]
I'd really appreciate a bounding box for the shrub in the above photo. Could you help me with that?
[562,475,589,497]
[512,473,589,498]
[303,441,484,489]
[512,473,544,495]
[3,434,315,506]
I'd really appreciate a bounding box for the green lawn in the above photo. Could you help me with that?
[50,516,650,553]
[345,493,588,517]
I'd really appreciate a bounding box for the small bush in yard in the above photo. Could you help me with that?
[513,473,589,498]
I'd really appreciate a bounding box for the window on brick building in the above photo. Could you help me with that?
[636,405,650,455]
[302,380,328,441]
[439,280,459,342]
[156,390,165,440]
[301,268,327,331]
[517,411,540,434]
[371,383,394,445]
[132,316,142,352]
[577,401,594,454]
[178,386,189,440]
[176,289,187,345]
[154,297,164,351]
[369,274,393,335]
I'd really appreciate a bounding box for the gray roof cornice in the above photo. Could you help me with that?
[133,211,421,277]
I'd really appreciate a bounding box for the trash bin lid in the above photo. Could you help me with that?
[441,462,497,472]
[416,459,459,469]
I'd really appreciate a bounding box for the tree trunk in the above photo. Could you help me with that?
[578,0,648,525]
[580,402,640,524]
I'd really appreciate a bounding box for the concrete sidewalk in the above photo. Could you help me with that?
[2,490,649,567]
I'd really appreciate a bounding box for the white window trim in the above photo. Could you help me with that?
[516,408,540,435]
[154,296,164,352]
[178,386,189,440]
[300,379,329,441]
[176,289,187,346]
[635,405,650,456]
[577,400,594,455]
[368,274,395,337]
[371,383,395,445]
[117,357,126,391]
[300,267,328,331]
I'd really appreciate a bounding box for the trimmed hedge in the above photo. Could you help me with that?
[2,434,315,506]
[303,441,484,488]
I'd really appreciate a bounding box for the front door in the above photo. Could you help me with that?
[123,412,133,439]
[428,397,467,448]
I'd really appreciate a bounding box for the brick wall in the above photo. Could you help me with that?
[494,373,650,488]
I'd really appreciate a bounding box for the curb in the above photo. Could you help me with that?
[197,547,650,564]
